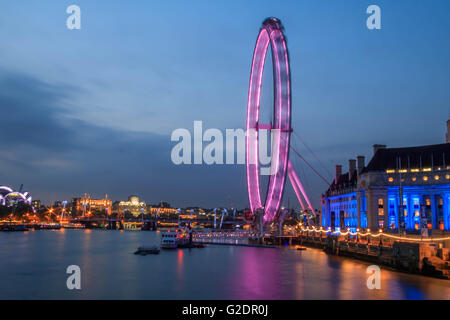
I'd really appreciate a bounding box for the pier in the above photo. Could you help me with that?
[193,241,277,249]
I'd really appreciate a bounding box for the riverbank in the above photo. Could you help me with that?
[263,232,450,280]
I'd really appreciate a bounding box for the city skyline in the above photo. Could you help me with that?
[1,1,450,304]
[1,1,450,209]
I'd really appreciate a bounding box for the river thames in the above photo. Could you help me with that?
[0,229,448,299]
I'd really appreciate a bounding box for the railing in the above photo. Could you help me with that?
[297,226,450,243]
[193,230,251,240]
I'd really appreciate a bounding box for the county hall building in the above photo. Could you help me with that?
[320,121,450,235]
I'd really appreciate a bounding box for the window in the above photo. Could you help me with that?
[378,199,384,216]
[423,196,433,230]
[436,196,444,230]
[413,197,421,230]
[378,198,384,230]
[402,197,408,218]
[413,198,420,217]
[388,198,397,229]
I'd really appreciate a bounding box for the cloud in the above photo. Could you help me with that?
[0,69,81,152]
[0,68,248,207]
[0,68,339,210]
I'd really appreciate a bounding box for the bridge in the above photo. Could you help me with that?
[68,217,244,230]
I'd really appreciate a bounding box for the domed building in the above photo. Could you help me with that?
[114,195,147,217]
[0,185,32,207]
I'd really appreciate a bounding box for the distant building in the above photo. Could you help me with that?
[156,201,171,208]
[148,202,178,215]
[32,200,41,210]
[321,121,450,233]
[71,194,112,216]
[113,195,146,217]
[0,185,32,207]
[178,207,207,219]
[182,207,206,215]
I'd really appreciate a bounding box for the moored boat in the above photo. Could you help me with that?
[161,230,178,249]
[134,246,160,255]
[161,229,190,249]
[0,224,28,232]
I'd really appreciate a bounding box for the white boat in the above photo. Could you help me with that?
[160,229,190,249]
[161,230,179,249]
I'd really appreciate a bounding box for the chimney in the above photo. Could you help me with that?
[373,144,387,155]
[349,159,356,180]
[357,156,365,175]
[446,120,450,143]
[335,165,342,185]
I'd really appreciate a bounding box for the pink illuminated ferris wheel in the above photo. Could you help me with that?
[246,18,315,223]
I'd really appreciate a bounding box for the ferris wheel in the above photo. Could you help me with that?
[246,18,315,223]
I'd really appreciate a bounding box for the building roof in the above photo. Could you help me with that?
[364,143,450,172]
[326,171,358,194]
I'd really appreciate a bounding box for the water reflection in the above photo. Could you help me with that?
[236,248,282,299]
[173,249,184,293]
[0,230,448,299]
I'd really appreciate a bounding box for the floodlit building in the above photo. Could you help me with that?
[71,194,112,216]
[321,121,450,234]
[321,159,361,232]
[114,195,147,217]
[0,185,32,207]
[148,202,178,216]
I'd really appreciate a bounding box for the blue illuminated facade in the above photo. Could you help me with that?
[321,142,450,234]
[383,185,450,231]
[323,193,358,232]
[321,160,360,233]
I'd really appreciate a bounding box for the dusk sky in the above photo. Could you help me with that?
[1,0,449,209]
